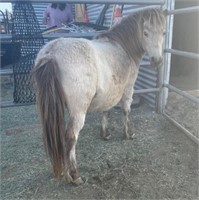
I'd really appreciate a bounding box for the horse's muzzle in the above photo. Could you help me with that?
[150,57,163,68]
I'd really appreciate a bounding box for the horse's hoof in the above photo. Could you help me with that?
[130,133,135,139]
[73,176,86,185]
[104,134,111,140]
[124,133,135,140]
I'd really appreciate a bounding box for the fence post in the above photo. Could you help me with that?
[157,0,175,113]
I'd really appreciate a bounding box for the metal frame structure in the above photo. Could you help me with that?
[160,0,199,145]
[0,0,199,144]
[0,0,165,4]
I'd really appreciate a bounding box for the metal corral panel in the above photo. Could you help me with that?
[135,64,158,108]
[12,3,47,30]
[32,3,48,30]
[32,3,160,107]
[87,4,104,23]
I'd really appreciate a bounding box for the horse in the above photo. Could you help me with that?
[32,8,166,185]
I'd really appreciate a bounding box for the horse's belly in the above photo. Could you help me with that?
[88,86,124,112]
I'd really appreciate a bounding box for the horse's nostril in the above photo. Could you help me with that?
[150,57,163,67]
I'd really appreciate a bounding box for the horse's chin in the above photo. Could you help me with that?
[150,59,163,69]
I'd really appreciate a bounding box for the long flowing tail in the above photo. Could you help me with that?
[32,57,66,177]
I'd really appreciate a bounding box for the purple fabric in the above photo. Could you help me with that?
[43,4,73,28]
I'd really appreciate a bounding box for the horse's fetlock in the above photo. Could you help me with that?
[124,133,130,139]
[63,169,73,183]
[104,133,111,140]
[130,133,135,139]
[101,128,111,140]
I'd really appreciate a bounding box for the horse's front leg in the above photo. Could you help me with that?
[100,111,111,140]
[122,106,135,139]
[120,89,135,139]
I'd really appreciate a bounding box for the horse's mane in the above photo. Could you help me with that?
[96,8,166,65]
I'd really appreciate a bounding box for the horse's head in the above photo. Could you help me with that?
[141,9,166,67]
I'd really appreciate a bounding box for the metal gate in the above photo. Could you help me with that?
[158,0,199,144]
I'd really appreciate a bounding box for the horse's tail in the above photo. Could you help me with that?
[32,57,66,178]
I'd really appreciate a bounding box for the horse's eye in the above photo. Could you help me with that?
[144,31,149,37]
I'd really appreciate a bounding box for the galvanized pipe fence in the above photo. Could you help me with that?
[160,0,199,145]
[0,0,165,4]
[0,0,199,144]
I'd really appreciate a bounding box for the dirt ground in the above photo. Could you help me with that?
[0,73,199,199]
[166,91,199,139]
[1,91,199,200]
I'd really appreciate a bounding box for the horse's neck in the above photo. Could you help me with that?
[110,19,145,66]
[131,42,144,67]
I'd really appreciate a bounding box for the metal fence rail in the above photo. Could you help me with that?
[164,84,199,104]
[0,0,165,4]
[168,6,199,15]
[163,112,199,145]
[164,49,199,60]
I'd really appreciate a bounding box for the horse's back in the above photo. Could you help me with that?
[36,37,94,64]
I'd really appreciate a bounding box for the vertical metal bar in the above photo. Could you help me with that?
[157,56,164,112]
[157,0,168,113]
[163,0,175,110]
[157,0,175,113]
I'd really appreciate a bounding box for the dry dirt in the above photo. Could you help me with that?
[166,91,199,139]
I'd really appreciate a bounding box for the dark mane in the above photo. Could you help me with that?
[96,8,166,65]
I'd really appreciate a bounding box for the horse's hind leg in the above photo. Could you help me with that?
[63,113,86,185]
[100,111,111,140]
